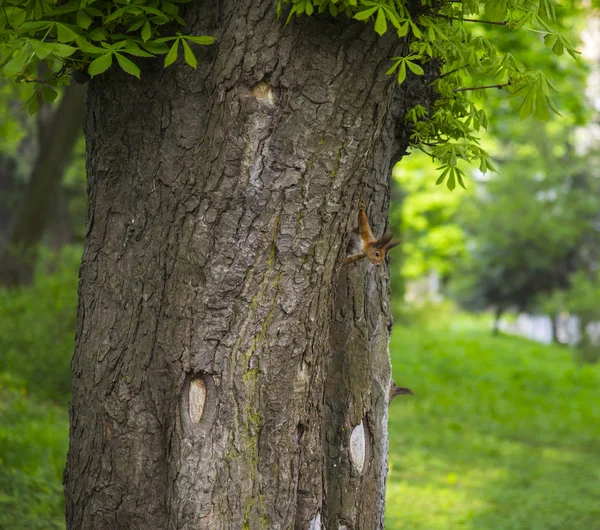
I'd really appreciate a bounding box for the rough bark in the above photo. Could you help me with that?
[65,2,435,529]
[0,82,85,286]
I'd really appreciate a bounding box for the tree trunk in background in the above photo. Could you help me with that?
[550,314,559,344]
[64,2,435,528]
[0,82,85,287]
[47,189,75,251]
[493,307,503,335]
[0,154,19,244]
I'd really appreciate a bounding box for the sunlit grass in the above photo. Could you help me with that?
[386,316,600,529]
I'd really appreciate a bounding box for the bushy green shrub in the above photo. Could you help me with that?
[0,374,68,530]
[0,246,81,403]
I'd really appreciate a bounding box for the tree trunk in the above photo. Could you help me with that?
[64,3,435,528]
[493,307,503,336]
[47,188,75,250]
[0,154,20,244]
[0,82,85,287]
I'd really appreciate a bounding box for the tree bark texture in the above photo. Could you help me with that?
[0,82,85,286]
[65,2,435,529]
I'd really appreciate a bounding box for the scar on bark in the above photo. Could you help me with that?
[180,372,217,438]
[252,81,278,112]
[389,380,414,403]
[349,420,366,474]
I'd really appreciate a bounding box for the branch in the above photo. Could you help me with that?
[436,14,509,26]
[439,64,472,78]
[453,82,511,92]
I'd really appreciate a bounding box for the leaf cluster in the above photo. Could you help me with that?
[278,0,580,187]
[0,0,215,113]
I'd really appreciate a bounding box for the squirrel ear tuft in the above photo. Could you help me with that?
[384,239,401,250]
[374,234,393,249]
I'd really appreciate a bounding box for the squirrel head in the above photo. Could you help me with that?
[366,234,400,264]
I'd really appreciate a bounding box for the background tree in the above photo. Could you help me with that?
[0,83,86,286]
[452,122,600,334]
[0,0,579,528]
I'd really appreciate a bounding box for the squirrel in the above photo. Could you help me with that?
[389,380,413,403]
[342,200,400,265]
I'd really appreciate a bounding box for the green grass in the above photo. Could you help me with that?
[0,374,68,529]
[386,315,600,529]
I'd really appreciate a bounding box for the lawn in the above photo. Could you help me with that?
[386,316,600,529]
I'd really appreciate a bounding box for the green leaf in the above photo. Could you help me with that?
[142,41,170,54]
[397,21,409,38]
[141,21,152,42]
[518,87,535,120]
[120,47,154,58]
[56,23,79,43]
[353,6,378,21]
[397,61,407,84]
[447,172,456,191]
[127,18,146,32]
[76,9,93,30]
[88,27,108,41]
[88,53,113,77]
[386,59,401,75]
[185,35,216,45]
[162,2,179,16]
[3,45,30,76]
[28,91,42,115]
[104,7,130,24]
[115,53,141,78]
[483,0,507,22]
[374,8,387,36]
[76,38,105,54]
[535,99,550,120]
[41,86,58,102]
[409,20,422,39]
[49,43,77,57]
[164,40,179,67]
[406,60,424,75]
[182,39,197,69]
[30,40,53,60]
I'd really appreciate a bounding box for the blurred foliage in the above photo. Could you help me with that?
[387,314,600,529]
[0,248,78,530]
[393,1,599,325]
[453,134,600,315]
[0,246,80,404]
[393,152,471,282]
[0,80,31,156]
[0,375,68,530]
